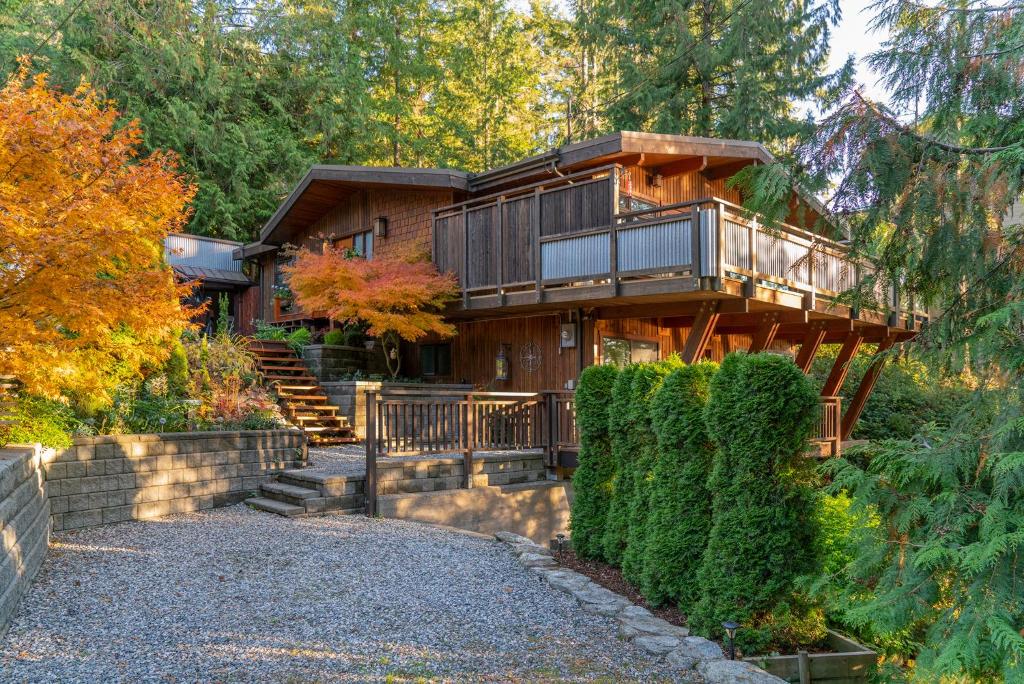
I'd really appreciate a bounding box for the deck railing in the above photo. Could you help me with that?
[364,388,840,514]
[432,166,917,320]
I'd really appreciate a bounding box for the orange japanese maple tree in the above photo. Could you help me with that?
[0,62,196,405]
[284,245,459,378]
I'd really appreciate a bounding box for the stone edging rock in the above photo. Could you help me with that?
[494,531,785,683]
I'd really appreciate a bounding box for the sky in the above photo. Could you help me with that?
[828,0,890,104]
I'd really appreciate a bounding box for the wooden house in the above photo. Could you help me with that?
[165,233,259,335]
[236,131,923,447]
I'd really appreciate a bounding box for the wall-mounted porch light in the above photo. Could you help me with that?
[495,345,510,381]
[373,216,388,238]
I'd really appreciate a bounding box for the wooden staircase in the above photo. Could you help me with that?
[247,339,357,446]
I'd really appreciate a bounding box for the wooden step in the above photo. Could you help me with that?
[265,374,318,383]
[278,394,327,402]
[246,497,305,517]
[260,365,309,373]
[274,384,320,392]
[285,404,338,414]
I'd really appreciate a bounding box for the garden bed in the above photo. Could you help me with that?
[559,549,876,683]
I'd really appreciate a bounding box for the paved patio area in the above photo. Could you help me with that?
[0,505,687,683]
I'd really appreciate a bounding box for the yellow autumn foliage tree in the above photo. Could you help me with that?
[0,63,196,406]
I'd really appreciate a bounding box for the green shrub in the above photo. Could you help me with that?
[640,361,718,609]
[254,320,288,341]
[164,338,190,397]
[621,358,682,585]
[286,327,312,353]
[691,352,824,653]
[323,329,346,346]
[810,346,968,440]
[0,395,87,448]
[570,364,620,558]
[601,364,638,564]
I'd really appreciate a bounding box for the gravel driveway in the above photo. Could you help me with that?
[0,505,688,683]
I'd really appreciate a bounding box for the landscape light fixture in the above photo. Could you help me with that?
[555,533,566,561]
[722,620,739,660]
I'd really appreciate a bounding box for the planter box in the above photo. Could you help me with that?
[320,381,473,440]
[301,344,389,381]
[743,630,877,683]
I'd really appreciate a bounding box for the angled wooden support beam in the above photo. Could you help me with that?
[748,313,781,353]
[681,301,721,364]
[820,332,864,397]
[794,322,828,374]
[840,334,898,440]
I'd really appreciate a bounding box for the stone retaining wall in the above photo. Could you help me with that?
[376,451,546,495]
[301,344,388,382]
[44,430,307,532]
[0,445,49,636]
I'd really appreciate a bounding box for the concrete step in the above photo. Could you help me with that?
[260,481,320,504]
[246,497,305,517]
[280,470,365,497]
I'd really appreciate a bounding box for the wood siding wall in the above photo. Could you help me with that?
[449,315,579,392]
[309,188,455,257]
[619,166,744,207]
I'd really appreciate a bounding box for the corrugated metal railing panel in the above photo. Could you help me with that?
[723,219,750,270]
[757,230,808,283]
[165,234,242,271]
[616,218,692,273]
[699,209,718,277]
[541,233,610,281]
[816,251,856,293]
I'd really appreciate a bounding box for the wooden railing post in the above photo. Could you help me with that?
[365,391,378,517]
[690,205,702,280]
[745,215,759,297]
[496,197,504,305]
[546,392,557,468]
[463,393,475,488]
[609,168,619,296]
[461,206,470,308]
[714,201,725,290]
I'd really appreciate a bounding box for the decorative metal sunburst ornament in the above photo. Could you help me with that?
[519,341,542,373]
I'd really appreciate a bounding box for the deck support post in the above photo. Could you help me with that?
[748,312,781,353]
[820,332,864,397]
[841,334,898,440]
[681,300,721,364]
[365,391,378,517]
[463,393,476,488]
[794,321,828,373]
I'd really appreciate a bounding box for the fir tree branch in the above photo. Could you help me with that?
[853,90,1019,154]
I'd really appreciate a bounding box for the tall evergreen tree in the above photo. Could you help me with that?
[578,0,850,148]
[736,3,1024,679]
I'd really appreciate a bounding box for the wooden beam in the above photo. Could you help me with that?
[748,313,781,353]
[681,301,721,364]
[595,298,748,320]
[841,334,898,440]
[820,332,863,397]
[794,322,828,373]
[652,155,708,178]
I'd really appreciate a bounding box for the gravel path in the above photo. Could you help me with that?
[0,505,689,683]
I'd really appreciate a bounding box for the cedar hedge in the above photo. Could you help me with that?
[690,352,825,653]
[601,364,639,565]
[640,361,718,609]
[569,363,620,558]
[621,358,682,586]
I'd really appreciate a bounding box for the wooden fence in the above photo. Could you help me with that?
[364,389,577,515]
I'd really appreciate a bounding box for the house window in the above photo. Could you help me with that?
[619,194,659,213]
[420,343,452,377]
[274,255,293,288]
[334,230,374,259]
[601,337,659,367]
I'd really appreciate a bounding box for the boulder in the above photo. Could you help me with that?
[511,542,553,557]
[518,552,556,568]
[631,634,682,655]
[495,531,533,545]
[674,636,724,662]
[697,659,786,684]
[618,615,689,640]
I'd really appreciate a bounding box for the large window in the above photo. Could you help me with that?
[334,230,374,259]
[601,337,659,367]
[420,343,452,377]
